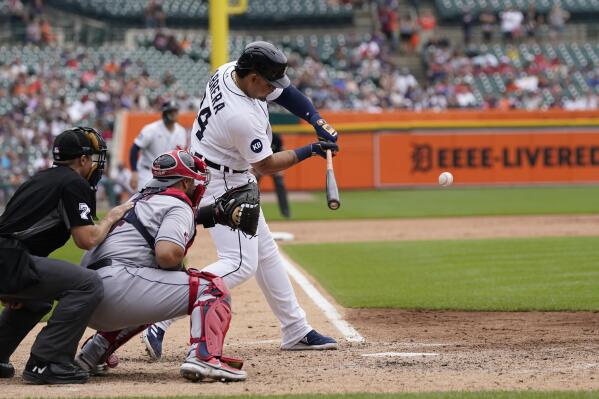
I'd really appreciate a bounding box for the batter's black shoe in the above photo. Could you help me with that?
[0,362,15,378]
[22,359,89,385]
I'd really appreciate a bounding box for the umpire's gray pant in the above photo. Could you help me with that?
[0,256,104,365]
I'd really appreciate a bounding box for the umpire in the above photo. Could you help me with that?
[0,127,132,384]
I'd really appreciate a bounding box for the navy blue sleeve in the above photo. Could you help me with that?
[129,143,141,172]
[273,85,321,124]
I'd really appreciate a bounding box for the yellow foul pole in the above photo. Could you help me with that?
[210,0,248,72]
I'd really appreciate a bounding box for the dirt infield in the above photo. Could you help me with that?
[1,215,599,397]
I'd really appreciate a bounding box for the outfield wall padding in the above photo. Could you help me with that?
[119,110,599,189]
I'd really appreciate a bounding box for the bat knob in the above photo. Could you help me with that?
[328,200,340,210]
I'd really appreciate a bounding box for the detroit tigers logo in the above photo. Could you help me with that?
[79,203,91,220]
[250,139,263,153]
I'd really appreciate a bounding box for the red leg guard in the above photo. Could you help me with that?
[188,268,234,362]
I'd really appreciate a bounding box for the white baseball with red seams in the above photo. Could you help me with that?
[439,172,454,187]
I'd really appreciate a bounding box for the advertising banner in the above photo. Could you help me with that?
[378,131,599,186]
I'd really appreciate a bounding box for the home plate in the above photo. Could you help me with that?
[272,232,295,241]
[362,352,439,358]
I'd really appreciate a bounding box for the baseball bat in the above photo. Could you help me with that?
[325,149,340,210]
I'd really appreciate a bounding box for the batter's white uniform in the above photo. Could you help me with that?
[134,120,188,187]
[189,62,310,347]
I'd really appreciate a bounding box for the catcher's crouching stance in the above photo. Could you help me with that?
[75,150,259,382]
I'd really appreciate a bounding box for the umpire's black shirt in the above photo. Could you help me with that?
[0,165,95,257]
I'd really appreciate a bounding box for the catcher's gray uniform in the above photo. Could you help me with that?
[81,194,195,331]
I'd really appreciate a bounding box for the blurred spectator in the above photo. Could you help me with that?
[153,30,169,51]
[26,17,41,43]
[500,7,523,43]
[8,0,26,19]
[152,31,184,56]
[563,94,598,110]
[378,4,399,51]
[479,8,496,43]
[110,163,134,204]
[399,13,416,54]
[523,4,539,40]
[462,7,474,45]
[548,4,569,40]
[145,0,166,28]
[166,34,183,56]
[418,9,437,51]
[39,18,54,44]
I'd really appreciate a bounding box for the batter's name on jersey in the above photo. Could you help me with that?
[251,139,263,153]
[209,72,225,115]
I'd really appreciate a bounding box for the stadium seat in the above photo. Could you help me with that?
[434,0,599,19]
[44,0,353,25]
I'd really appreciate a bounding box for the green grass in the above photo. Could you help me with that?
[49,238,84,264]
[261,186,599,220]
[283,236,599,311]
[73,392,599,399]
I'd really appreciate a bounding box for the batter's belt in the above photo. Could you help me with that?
[194,152,247,174]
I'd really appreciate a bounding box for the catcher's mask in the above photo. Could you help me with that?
[52,127,107,190]
[148,150,210,207]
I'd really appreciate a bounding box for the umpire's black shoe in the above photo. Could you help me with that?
[0,362,15,378]
[23,359,89,385]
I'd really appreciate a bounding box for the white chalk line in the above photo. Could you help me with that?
[281,254,365,343]
[391,342,454,347]
[362,352,439,358]
[227,339,280,346]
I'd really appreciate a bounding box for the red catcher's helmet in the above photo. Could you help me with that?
[149,150,210,206]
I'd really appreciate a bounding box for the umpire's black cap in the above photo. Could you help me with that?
[236,41,290,89]
[52,127,100,161]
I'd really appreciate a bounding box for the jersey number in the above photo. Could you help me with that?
[79,203,91,220]
[195,106,212,141]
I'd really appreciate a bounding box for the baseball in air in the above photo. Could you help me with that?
[438,172,454,187]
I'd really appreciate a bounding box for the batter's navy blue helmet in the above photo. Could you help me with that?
[236,41,290,89]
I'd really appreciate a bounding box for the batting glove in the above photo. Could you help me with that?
[310,116,338,143]
[294,141,339,162]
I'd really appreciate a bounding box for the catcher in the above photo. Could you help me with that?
[75,149,259,382]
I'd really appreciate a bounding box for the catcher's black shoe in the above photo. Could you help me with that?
[0,362,15,378]
[22,359,89,385]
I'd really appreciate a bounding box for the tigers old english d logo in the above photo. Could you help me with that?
[412,144,433,172]
[250,139,263,153]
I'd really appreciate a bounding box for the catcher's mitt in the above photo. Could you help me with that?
[196,181,260,236]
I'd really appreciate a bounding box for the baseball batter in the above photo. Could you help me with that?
[143,41,340,355]
[130,101,188,190]
[76,150,247,382]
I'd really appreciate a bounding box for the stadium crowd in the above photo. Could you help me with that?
[0,48,202,205]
